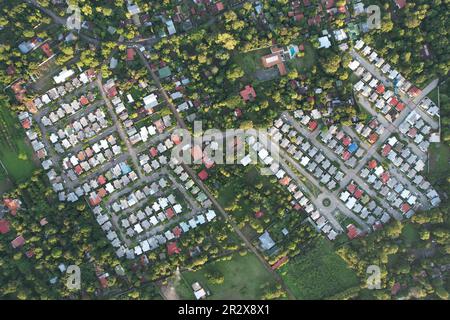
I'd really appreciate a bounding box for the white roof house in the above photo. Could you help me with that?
[318,36,331,49]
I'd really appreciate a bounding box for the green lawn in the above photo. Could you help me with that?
[286,43,317,73]
[232,48,270,76]
[401,223,420,246]
[279,238,359,299]
[0,102,37,184]
[176,253,279,300]
[428,143,450,185]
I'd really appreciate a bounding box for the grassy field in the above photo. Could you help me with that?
[279,238,359,299]
[401,223,420,246]
[286,43,317,73]
[175,252,279,300]
[232,48,271,76]
[428,143,450,185]
[0,102,36,185]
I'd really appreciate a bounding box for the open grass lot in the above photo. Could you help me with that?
[428,143,450,186]
[232,48,270,76]
[176,252,279,299]
[279,238,359,299]
[0,103,37,184]
[286,42,317,73]
[401,223,420,246]
[429,80,449,107]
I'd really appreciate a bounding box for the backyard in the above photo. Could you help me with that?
[175,252,279,299]
[428,143,450,187]
[286,42,317,73]
[0,102,37,186]
[278,237,360,299]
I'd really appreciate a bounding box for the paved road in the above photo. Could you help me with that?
[350,50,439,130]
[96,75,145,180]
[135,49,188,129]
[136,47,296,298]
[181,162,296,299]
[281,113,372,228]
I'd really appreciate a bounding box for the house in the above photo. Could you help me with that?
[192,282,208,300]
[126,48,136,61]
[158,66,172,78]
[261,47,287,76]
[259,231,275,251]
[0,219,10,234]
[333,29,347,42]
[11,235,26,249]
[318,36,331,49]
[395,0,407,9]
[198,169,208,181]
[347,224,360,240]
[240,85,256,101]
[3,198,21,216]
[127,4,141,15]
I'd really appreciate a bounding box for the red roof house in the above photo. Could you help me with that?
[167,242,181,255]
[308,120,318,131]
[280,176,291,186]
[347,183,357,193]
[368,160,378,170]
[255,211,264,219]
[369,133,379,144]
[408,86,421,97]
[376,84,385,94]
[21,118,31,129]
[11,235,26,249]
[0,219,10,234]
[172,226,182,238]
[354,189,363,199]
[401,203,411,214]
[107,86,118,98]
[97,188,107,198]
[342,136,351,146]
[215,1,225,11]
[171,134,182,145]
[98,274,109,288]
[3,199,20,216]
[74,165,83,175]
[98,175,107,185]
[381,172,390,184]
[347,224,360,240]
[41,43,53,57]
[382,144,392,156]
[342,151,351,161]
[389,97,399,106]
[240,85,256,102]
[395,0,407,9]
[150,147,158,157]
[90,195,101,206]
[408,128,417,138]
[126,48,136,61]
[166,207,175,219]
[198,169,209,181]
[80,95,89,106]
[396,102,406,112]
